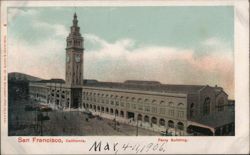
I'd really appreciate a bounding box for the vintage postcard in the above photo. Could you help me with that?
[1,0,249,154]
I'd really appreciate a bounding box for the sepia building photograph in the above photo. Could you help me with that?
[8,6,235,136]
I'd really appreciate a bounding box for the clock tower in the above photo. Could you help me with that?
[65,13,83,86]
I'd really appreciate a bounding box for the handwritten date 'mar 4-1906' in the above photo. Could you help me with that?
[89,141,167,154]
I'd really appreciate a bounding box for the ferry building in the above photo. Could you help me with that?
[29,13,235,136]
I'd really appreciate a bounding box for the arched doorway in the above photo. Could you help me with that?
[168,120,174,128]
[159,118,165,126]
[120,111,124,117]
[144,115,149,123]
[177,122,184,130]
[138,114,142,121]
[151,117,157,124]
[106,107,109,113]
[115,109,119,116]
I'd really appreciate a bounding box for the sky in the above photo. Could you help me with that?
[7,6,234,98]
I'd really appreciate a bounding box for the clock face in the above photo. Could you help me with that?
[66,54,70,63]
[75,55,81,62]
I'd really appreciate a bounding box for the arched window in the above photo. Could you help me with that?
[191,102,194,108]
[160,101,165,105]
[126,97,130,102]
[178,103,184,106]
[138,98,142,103]
[218,97,224,111]
[203,97,211,115]
[152,100,157,104]
[169,102,174,107]
[105,107,109,113]
[132,97,136,102]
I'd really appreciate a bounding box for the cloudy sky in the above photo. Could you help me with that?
[8,7,234,98]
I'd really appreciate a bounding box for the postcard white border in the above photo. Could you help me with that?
[1,0,249,154]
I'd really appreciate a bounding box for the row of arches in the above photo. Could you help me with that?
[137,114,184,130]
[84,103,185,130]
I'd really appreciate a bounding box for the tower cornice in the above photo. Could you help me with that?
[65,47,84,51]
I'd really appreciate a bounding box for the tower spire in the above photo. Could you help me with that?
[73,12,78,26]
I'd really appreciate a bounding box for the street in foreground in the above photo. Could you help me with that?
[9,99,160,136]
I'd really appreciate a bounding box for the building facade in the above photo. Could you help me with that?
[29,13,234,136]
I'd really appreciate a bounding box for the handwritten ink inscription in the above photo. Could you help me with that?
[89,140,170,154]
